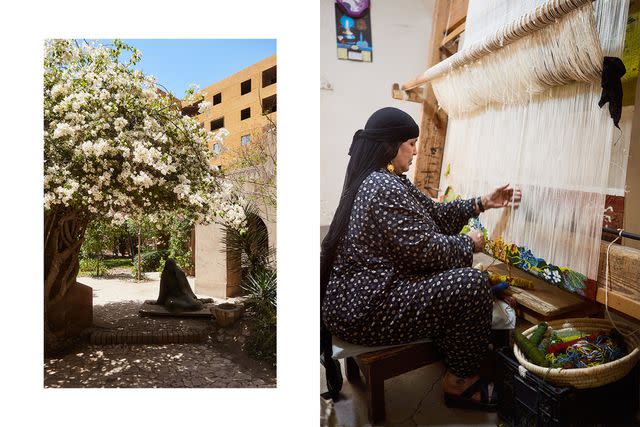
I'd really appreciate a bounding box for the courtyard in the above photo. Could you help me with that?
[44,268,276,388]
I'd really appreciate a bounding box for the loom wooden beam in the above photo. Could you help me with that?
[623,58,640,250]
[488,260,594,318]
[394,0,468,104]
[412,0,464,197]
[596,241,640,319]
[391,83,425,103]
[596,289,640,321]
[402,0,595,91]
[444,0,468,34]
[440,21,466,57]
[491,241,640,321]
[439,1,467,57]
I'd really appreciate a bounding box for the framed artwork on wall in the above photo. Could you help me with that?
[335,0,372,62]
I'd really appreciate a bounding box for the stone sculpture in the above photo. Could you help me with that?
[156,259,204,312]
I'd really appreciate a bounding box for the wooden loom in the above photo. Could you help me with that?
[344,4,638,422]
[393,0,640,322]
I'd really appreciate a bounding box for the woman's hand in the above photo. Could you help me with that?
[468,231,485,253]
[483,184,521,210]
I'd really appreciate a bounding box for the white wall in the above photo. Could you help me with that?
[320,0,435,226]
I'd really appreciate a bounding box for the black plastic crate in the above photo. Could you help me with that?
[496,347,639,427]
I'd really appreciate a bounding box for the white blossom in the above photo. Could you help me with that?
[198,100,212,114]
[131,171,153,188]
[44,39,247,231]
[50,83,67,99]
[113,117,128,132]
[52,122,74,139]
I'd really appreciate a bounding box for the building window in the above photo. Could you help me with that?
[210,117,224,131]
[241,79,251,95]
[241,134,251,146]
[213,92,222,105]
[241,107,251,120]
[262,65,277,87]
[181,104,199,117]
[212,142,221,155]
[262,94,277,115]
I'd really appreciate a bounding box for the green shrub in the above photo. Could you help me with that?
[168,220,194,274]
[102,257,133,270]
[246,306,276,365]
[172,252,193,274]
[131,250,168,274]
[79,258,106,277]
[242,269,277,366]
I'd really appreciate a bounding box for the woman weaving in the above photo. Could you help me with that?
[320,107,521,411]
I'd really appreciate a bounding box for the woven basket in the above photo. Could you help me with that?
[513,318,640,389]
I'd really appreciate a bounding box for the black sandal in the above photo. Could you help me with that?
[443,377,498,412]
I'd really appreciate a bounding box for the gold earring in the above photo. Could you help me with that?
[386,163,395,173]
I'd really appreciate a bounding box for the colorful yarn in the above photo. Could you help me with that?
[488,272,534,290]
[491,281,509,295]
[546,331,625,369]
[464,217,590,296]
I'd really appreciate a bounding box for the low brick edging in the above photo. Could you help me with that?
[89,329,208,345]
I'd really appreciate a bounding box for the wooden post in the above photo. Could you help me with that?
[413,0,467,197]
[623,65,640,250]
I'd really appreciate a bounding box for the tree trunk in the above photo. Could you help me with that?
[137,228,141,281]
[44,209,90,354]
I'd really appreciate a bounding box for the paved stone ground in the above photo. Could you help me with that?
[44,271,276,388]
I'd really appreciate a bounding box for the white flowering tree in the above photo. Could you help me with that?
[44,40,245,351]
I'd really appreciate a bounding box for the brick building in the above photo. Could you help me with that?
[182,54,277,170]
[189,55,277,299]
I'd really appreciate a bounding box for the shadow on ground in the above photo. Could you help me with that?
[44,300,276,388]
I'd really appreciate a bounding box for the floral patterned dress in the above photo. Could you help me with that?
[322,170,493,377]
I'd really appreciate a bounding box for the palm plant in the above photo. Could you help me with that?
[221,205,275,282]
[242,269,277,310]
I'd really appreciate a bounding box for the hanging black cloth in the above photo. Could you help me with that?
[598,56,626,129]
[320,107,419,400]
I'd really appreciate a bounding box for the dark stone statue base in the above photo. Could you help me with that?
[139,300,214,318]
[48,282,93,339]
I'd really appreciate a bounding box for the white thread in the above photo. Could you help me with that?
[433,0,630,282]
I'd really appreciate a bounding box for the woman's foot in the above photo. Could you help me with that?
[443,371,497,411]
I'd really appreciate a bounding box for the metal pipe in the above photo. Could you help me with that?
[602,227,640,242]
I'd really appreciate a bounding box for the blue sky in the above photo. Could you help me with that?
[99,39,276,98]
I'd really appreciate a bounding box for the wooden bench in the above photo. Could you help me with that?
[344,342,441,424]
[334,296,514,424]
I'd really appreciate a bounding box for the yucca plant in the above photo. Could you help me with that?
[242,269,277,310]
[242,268,277,366]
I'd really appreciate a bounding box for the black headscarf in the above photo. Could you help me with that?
[320,107,419,400]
